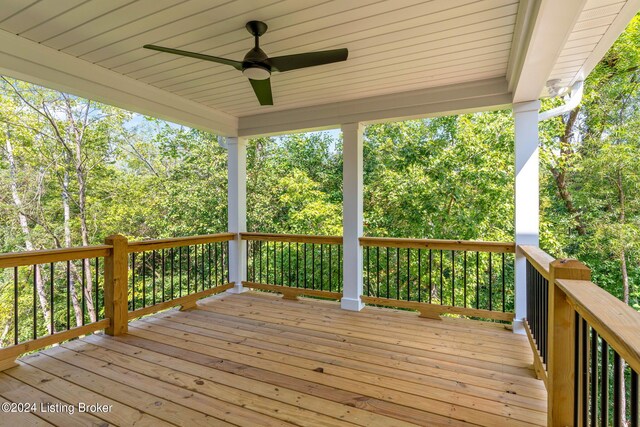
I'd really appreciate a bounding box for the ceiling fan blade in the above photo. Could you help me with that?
[143,44,242,70]
[269,48,348,72]
[249,78,273,105]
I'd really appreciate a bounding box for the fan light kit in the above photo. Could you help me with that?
[144,21,349,106]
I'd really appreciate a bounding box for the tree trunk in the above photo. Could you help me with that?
[61,158,84,327]
[5,126,52,333]
[617,170,627,425]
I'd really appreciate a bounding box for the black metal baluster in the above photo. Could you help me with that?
[463,252,467,308]
[215,242,219,285]
[95,258,99,319]
[266,241,269,284]
[187,246,191,294]
[581,319,588,426]
[50,262,55,333]
[202,244,205,291]
[366,246,370,296]
[386,247,390,299]
[179,246,183,297]
[258,241,262,283]
[81,260,86,326]
[601,340,609,427]
[614,351,622,427]
[590,329,598,426]
[162,249,166,301]
[376,246,380,298]
[14,267,18,345]
[226,241,230,283]
[429,249,433,303]
[304,243,308,289]
[194,245,198,292]
[273,241,277,286]
[66,260,71,330]
[312,243,315,290]
[439,250,443,305]
[502,253,506,312]
[476,252,480,309]
[33,265,37,339]
[488,252,493,311]
[281,242,284,287]
[210,243,213,288]
[296,242,300,288]
[131,253,136,310]
[396,247,400,300]
[632,370,638,427]
[451,250,455,306]
[152,250,156,305]
[406,248,410,301]
[338,244,341,291]
[574,313,580,427]
[288,242,292,287]
[407,248,411,301]
[328,244,331,292]
[319,244,323,291]
[252,240,256,282]
[142,252,147,307]
[170,248,175,300]
[418,249,422,302]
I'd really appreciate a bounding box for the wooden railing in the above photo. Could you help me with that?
[521,245,640,427]
[0,232,235,370]
[360,237,515,321]
[241,232,343,300]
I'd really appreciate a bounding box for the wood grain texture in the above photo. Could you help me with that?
[240,232,343,245]
[360,236,515,253]
[518,245,555,280]
[0,291,546,426]
[243,281,342,300]
[104,234,129,336]
[128,232,235,253]
[128,283,234,320]
[361,295,515,322]
[557,278,640,374]
[523,320,548,389]
[0,245,111,269]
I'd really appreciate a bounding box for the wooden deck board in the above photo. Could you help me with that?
[0,291,546,426]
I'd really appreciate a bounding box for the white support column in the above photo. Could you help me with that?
[226,136,248,294]
[513,100,541,333]
[341,122,365,311]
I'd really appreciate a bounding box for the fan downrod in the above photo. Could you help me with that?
[246,21,268,37]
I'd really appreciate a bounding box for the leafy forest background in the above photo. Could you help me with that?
[0,16,639,340]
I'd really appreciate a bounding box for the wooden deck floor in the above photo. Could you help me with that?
[0,291,547,426]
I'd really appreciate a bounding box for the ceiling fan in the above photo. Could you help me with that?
[144,21,349,106]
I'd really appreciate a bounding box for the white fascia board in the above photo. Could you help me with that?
[0,30,238,136]
[508,0,587,103]
[238,77,512,137]
[571,0,640,86]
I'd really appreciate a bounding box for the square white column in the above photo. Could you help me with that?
[226,136,248,294]
[341,122,365,311]
[513,100,541,333]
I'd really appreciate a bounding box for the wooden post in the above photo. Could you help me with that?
[104,234,129,336]
[548,259,591,426]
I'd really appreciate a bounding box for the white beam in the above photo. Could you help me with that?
[226,137,248,294]
[0,29,237,136]
[238,78,511,137]
[341,122,365,312]
[513,100,541,334]
[508,0,587,103]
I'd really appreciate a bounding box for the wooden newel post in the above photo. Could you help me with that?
[548,258,591,427]
[104,234,129,336]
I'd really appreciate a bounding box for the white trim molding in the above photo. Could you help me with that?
[0,29,237,136]
[226,137,248,294]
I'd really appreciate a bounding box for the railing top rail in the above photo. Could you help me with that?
[556,278,640,374]
[519,245,554,280]
[0,245,113,269]
[128,232,236,253]
[360,236,515,253]
[240,232,343,245]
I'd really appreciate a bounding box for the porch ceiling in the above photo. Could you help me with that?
[0,0,636,137]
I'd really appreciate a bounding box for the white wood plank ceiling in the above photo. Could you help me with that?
[0,0,518,116]
[0,0,636,134]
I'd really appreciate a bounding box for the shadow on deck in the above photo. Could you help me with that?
[0,291,546,426]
